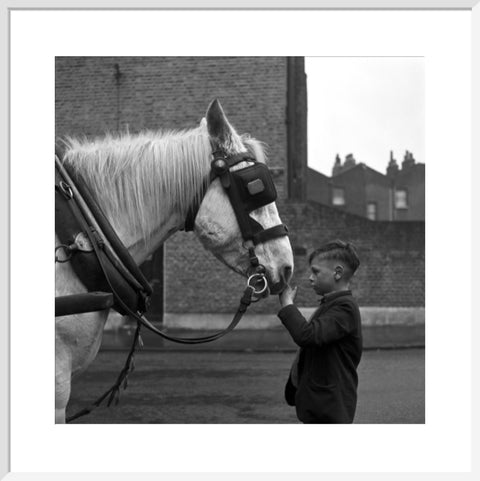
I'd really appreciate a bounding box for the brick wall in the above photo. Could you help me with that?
[164,199,425,313]
[282,201,425,308]
[55,56,288,197]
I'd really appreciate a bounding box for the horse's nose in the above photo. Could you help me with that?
[268,264,293,295]
[282,264,293,284]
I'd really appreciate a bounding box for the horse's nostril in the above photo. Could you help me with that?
[283,265,293,283]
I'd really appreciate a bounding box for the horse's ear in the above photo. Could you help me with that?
[206,99,234,146]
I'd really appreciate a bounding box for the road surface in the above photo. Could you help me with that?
[67,347,424,424]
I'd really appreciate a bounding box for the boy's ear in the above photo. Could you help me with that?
[334,265,344,280]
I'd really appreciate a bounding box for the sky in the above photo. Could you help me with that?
[305,57,425,177]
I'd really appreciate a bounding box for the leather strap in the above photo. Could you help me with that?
[252,224,289,245]
[60,159,153,297]
[73,213,256,344]
[55,158,151,314]
[184,152,256,232]
[56,292,114,317]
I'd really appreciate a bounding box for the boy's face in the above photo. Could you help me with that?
[308,257,340,296]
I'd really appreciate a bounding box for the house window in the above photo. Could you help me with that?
[332,187,345,206]
[367,202,377,220]
[395,189,408,209]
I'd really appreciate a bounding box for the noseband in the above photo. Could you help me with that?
[184,149,289,284]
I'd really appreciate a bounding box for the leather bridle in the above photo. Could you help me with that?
[184,148,289,286]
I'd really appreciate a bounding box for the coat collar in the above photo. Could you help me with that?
[319,290,352,305]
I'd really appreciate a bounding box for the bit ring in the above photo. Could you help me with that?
[247,273,268,295]
[59,181,73,199]
[55,244,73,263]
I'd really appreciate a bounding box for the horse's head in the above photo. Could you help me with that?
[193,99,294,295]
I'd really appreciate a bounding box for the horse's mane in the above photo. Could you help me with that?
[60,125,267,240]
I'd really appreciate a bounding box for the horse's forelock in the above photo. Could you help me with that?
[242,136,268,164]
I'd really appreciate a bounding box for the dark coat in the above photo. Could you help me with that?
[278,290,362,424]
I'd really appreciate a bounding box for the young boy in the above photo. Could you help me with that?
[278,240,362,424]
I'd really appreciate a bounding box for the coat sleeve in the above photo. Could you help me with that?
[278,303,357,347]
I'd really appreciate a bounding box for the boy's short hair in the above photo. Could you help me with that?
[309,240,360,275]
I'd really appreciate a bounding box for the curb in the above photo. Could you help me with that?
[100,325,425,352]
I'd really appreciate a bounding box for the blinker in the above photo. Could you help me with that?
[185,149,288,248]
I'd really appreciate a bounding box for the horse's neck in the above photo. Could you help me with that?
[84,132,210,265]
[117,212,184,265]
[105,176,190,266]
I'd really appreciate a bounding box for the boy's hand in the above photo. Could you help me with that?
[279,285,298,307]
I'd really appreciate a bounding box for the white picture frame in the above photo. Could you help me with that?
[2,0,479,479]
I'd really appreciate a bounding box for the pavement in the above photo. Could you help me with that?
[101,324,425,352]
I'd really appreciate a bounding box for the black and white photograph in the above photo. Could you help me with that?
[55,56,425,425]
[5,4,477,478]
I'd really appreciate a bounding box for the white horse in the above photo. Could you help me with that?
[55,99,294,423]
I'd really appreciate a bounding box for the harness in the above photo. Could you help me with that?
[184,150,289,269]
[55,148,289,422]
[55,159,153,316]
